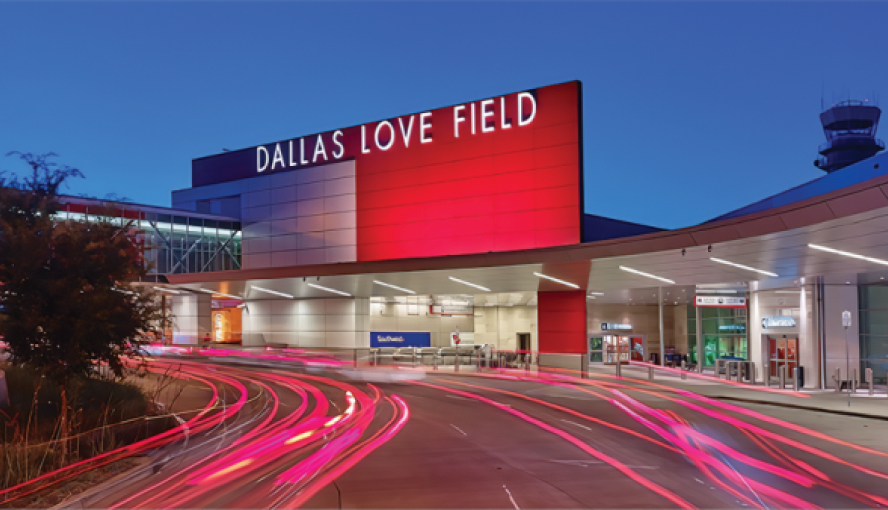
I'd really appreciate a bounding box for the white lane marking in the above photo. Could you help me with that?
[503,484,521,510]
[549,459,600,467]
[450,424,467,436]
[695,477,705,484]
[560,419,593,431]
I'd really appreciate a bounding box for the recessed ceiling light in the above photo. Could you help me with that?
[251,286,294,299]
[533,272,580,289]
[710,257,778,278]
[586,296,596,299]
[809,243,888,266]
[619,266,675,285]
[588,291,604,296]
[449,276,490,292]
[307,283,351,296]
[373,280,416,294]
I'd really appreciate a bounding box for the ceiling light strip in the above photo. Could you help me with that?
[533,272,580,289]
[373,280,416,295]
[448,276,490,292]
[307,283,351,297]
[154,287,181,295]
[619,266,675,285]
[199,288,242,300]
[252,286,294,299]
[588,291,604,296]
[808,243,888,266]
[710,257,778,278]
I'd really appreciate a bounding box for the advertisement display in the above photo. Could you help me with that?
[192,81,583,262]
[370,331,432,348]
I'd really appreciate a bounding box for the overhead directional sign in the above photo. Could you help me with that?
[695,295,747,308]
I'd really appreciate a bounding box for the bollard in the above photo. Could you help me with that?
[648,366,654,381]
[616,361,622,378]
[681,361,687,380]
[835,367,842,393]
[413,347,418,366]
[434,352,439,371]
[354,349,358,368]
[779,365,786,389]
[525,353,530,374]
[852,369,858,393]
[454,347,460,372]
[373,349,378,367]
[867,368,874,396]
[792,367,799,392]
[764,363,771,387]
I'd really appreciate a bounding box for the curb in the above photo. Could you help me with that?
[51,456,155,509]
[709,395,888,421]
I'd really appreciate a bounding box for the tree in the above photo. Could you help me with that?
[0,152,163,459]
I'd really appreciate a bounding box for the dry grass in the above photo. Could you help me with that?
[0,364,183,492]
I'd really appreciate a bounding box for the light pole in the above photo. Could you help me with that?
[843,310,852,407]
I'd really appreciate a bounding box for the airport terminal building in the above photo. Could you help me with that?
[84,80,888,390]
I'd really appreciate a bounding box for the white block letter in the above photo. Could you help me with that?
[481,99,495,133]
[420,112,433,144]
[518,91,537,126]
[453,105,466,138]
[398,116,415,148]
[361,125,371,154]
[300,137,309,165]
[256,146,269,173]
[375,121,395,151]
[470,102,476,135]
[313,135,328,162]
[500,96,512,129]
[332,130,345,159]
[289,139,298,166]
[272,143,285,170]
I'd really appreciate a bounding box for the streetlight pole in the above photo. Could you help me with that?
[843,310,852,407]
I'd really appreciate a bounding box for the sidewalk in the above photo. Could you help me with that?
[585,363,888,420]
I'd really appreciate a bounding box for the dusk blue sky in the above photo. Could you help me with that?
[2,2,886,229]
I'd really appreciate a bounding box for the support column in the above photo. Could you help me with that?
[537,290,587,353]
[172,293,212,345]
[658,287,665,366]
[695,304,703,373]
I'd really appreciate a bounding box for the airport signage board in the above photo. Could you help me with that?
[370,331,431,348]
[192,81,583,262]
[695,295,747,308]
[601,322,632,331]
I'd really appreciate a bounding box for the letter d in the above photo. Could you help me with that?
[257,146,269,172]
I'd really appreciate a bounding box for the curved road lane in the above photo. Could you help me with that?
[30,352,888,509]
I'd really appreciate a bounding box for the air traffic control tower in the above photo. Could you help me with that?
[815,100,884,173]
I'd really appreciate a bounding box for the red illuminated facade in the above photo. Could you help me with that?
[354,82,583,261]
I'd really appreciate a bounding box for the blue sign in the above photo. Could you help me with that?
[370,331,431,348]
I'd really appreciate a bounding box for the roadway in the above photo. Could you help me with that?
[5,350,888,508]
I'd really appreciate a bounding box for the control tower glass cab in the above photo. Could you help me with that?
[815,100,884,173]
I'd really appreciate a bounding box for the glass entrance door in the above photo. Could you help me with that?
[604,335,630,364]
[767,336,798,379]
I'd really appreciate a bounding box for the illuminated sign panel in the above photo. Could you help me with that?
[695,295,747,308]
[192,81,582,262]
